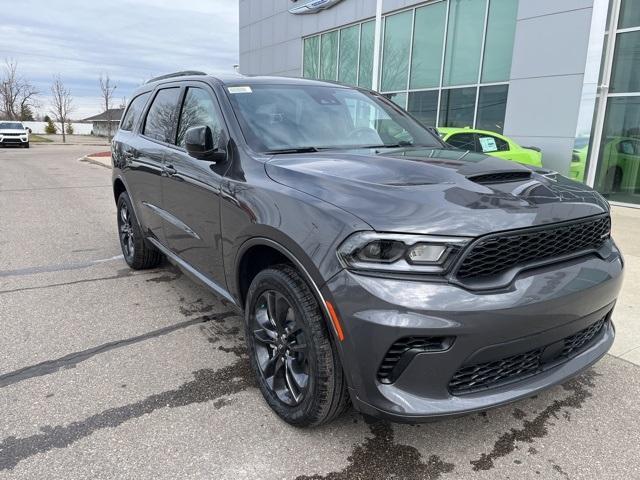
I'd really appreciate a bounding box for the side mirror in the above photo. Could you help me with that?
[185,125,226,162]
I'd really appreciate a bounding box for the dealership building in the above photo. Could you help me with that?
[239,0,640,207]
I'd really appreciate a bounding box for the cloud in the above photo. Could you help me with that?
[0,0,239,118]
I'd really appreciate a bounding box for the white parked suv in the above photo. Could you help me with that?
[0,121,30,148]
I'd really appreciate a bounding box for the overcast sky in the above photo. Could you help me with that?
[0,0,239,119]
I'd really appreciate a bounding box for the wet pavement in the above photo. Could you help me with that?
[1,144,639,479]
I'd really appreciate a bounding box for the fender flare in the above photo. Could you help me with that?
[234,237,340,340]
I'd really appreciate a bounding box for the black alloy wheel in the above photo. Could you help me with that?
[116,191,162,270]
[251,290,310,405]
[245,265,349,426]
[118,201,135,261]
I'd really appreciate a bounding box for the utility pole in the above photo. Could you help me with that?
[371,0,383,92]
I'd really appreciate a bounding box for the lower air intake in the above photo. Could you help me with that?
[378,336,453,384]
[449,316,608,395]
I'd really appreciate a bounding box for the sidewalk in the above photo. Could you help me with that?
[610,205,640,364]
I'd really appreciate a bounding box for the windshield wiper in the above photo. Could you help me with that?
[265,147,320,154]
[360,141,418,149]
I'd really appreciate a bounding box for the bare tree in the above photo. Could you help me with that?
[50,75,73,143]
[99,73,117,139]
[0,59,38,120]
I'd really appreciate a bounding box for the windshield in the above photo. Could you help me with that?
[226,84,442,153]
[0,122,24,130]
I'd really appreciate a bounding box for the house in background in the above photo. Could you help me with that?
[82,108,124,137]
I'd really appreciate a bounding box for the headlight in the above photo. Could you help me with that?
[337,232,470,274]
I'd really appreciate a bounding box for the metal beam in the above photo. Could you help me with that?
[371,0,383,91]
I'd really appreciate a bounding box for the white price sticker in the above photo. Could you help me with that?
[228,86,253,94]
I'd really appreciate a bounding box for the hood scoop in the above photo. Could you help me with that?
[467,171,532,185]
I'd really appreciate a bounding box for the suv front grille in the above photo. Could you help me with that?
[378,336,453,384]
[449,317,607,395]
[456,215,611,280]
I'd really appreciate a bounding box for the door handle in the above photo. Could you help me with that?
[163,164,177,176]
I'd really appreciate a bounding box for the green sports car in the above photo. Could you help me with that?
[570,136,640,194]
[438,127,543,168]
[596,136,640,194]
[570,137,589,182]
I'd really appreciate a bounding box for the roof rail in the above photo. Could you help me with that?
[146,71,207,84]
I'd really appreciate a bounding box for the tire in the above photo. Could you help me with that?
[603,166,622,194]
[116,191,162,269]
[24,142,29,148]
[245,264,349,427]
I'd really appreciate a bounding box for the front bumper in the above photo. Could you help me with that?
[323,248,623,422]
[0,136,28,144]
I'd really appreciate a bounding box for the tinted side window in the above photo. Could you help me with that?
[120,92,150,132]
[176,87,223,148]
[478,134,509,153]
[447,133,476,151]
[143,88,181,143]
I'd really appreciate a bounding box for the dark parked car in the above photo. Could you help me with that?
[112,72,623,426]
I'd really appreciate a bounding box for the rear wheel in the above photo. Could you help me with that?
[245,264,349,427]
[116,191,162,269]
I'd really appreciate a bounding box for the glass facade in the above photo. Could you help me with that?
[302,0,517,132]
[610,31,640,93]
[592,0,640,204]
[302,36,320,80]
[481,0,518,83]
[380,10,413,92]
[476,84,509,132]
[338,25,359,85]
[358,21,375,89]
[320,31,338,81]
[439,87,476,128]
[410,2,446,89]
[618,0,640,29]
[407,90,439,126]
[442,0,486,87]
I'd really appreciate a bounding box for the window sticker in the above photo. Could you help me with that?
[228,86,253,94]
[479,136,498,153]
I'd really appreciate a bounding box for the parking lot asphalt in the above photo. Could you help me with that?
[1,144,639,479]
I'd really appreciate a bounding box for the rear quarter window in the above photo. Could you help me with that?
[120,92,150,132]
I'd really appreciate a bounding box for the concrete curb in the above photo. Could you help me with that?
[35,143,111,147]
[79,155,112,169]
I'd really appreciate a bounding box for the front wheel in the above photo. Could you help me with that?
[245,264,349,427]
[116,191,162,269]
[23,142,29,148]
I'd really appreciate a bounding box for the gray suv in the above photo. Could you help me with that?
[112,72,623,426]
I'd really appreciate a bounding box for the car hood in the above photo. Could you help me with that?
[264,148,609,236]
